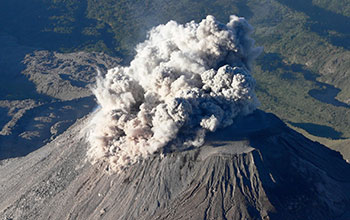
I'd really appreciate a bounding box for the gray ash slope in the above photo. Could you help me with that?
[1,110,350,220]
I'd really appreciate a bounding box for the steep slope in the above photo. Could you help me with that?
[1,110,349,220]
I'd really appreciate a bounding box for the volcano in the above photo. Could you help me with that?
[1,15,350,220]
[1,109,350,220]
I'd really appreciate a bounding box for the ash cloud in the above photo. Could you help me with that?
[86,15,262,172]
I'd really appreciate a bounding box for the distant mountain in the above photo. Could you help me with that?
[1,110,349,219]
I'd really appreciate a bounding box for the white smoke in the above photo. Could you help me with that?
[86,15,262,172]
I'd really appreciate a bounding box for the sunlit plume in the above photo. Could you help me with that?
[85,15,262,172]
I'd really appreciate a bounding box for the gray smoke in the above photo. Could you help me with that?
[85,15,262,172]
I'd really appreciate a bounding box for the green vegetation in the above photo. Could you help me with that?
[312,0,350,17]
[253,52,350,137]
[0,0,116,55]
[1,0,350,140]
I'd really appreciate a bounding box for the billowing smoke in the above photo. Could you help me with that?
[86,15,262,172]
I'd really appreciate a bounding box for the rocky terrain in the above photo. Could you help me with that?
[22,50,121,101]
[1,110,350,220]
[0,33,121,159]
[0,3,349,217]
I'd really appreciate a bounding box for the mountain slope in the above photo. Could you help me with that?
[1,110,349,220]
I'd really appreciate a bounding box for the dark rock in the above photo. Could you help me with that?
[22,50,121,100]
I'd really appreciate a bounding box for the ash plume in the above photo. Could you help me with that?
[86,15,262,172]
